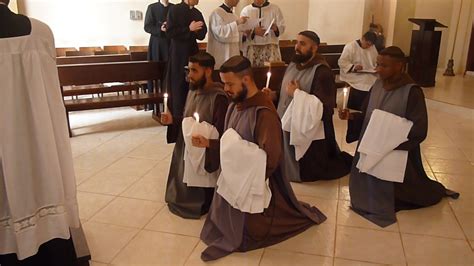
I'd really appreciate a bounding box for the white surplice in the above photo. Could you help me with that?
[216,129,271,214]
[182,117,220,188]
[207,6,241,68]
[338,40,379,91]
[240,3,285,46]
[356,109,413,183]
[281,89,325,161]
[0,19,80,259]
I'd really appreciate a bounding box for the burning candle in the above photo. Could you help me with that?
[194,112,200,123]
[164,93,169,113]
[265,71,271,88]
[342,87,348,110]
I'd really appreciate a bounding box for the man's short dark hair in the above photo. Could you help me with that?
[219,55,253,78]
[189,52,216,69]
[380,46,408,63]
[363,31,377,44]
[298,30,320,45]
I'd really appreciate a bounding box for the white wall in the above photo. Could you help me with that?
[307,0,366,44]
[20,0,309,48]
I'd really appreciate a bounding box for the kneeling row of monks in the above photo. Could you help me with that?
[161,31,459,261]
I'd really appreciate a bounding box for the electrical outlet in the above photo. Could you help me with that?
[130,10,136,20]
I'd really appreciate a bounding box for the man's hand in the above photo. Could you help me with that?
[237,16,249,25]
[254,26,265,37]
[286,80,300,97]
[338,109,353,120]
[271,23,278,32]
[353,65,363,71]
[189,21,204,32]
[161,21,167,32]
[161,112,173,125]
[262,87,277,101]
[191,135,210,148]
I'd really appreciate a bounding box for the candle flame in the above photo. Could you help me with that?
[193,112,199,123]
[267,71,271,77]
[343,87,348,93]
[164,93,168,98]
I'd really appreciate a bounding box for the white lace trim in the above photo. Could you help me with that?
[0,205,66,233]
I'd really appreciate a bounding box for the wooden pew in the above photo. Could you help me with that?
[104,45,128,53]
[58,61,166,136]
[56,52,148,65]
[56,47,77,57]
[129,45,148,52]
[65,50,93,56]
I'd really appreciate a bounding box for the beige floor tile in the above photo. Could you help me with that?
[291,179,339,200]
[142,159,171,180]
[77,172,141,196]
[111,230,199,265]
[269,222,336,257]
[298,196,338,224]
[73,152,116,173]
[453,211,474,240]
[75,167,100,185]
[127,138,174,161]
[90,261,109,266]
[77,191,115,220]
[427,158,474,175]
[335,226,405,265]
[338,176,350,201]
[460,147,474,162]
[145,207,206,237]
[337,200,399,232]
[83,221,139,263]
[422,146,468,161]
[397,200,465,239]
[260,249,332,266]
[184,241,263,266]
[402,234,474,265]
[121,177,167,203]
[433,173,474,214]
[91,197,163,229]
[99,157,159,178]
[333,258,385,266]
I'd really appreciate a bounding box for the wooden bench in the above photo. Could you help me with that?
[57,61,166,136]
[56,52,148,65]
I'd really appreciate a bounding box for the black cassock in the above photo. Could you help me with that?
[144,1,172,62]
[165,2,207,142]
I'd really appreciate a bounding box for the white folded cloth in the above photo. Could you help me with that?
[182,117,219,188]
[281,89,325,161]
[356,109,413,183]
[216,129,271,213]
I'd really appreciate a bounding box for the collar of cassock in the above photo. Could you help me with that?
[220,3,233,13]
[236,91,276,112]
[252,1,270,8]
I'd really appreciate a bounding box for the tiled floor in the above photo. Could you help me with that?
[70,87,473,265]
[423,72,474,109]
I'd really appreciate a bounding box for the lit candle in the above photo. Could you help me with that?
[342,87,348,110]
[194,112,200,123]
[265,71,271,88]
[163,93,169,113]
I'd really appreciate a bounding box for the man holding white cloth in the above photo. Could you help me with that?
[162,52,229,219]
[266,31,352,182]
[339,46,459,227]
[198,56,326,261]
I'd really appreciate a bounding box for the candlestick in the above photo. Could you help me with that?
[194,112,200,123]
[342,87,348,110]
[265,71,271,88]
[164,93,169,113]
